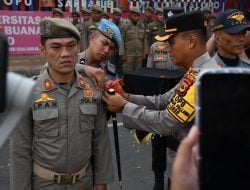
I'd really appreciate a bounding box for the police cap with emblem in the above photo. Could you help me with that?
[155,11,205,42]
[113,8,122,15]
[156,8,163,15]
[97,19,121,48]
[92,4,102,13]
[212,9,250,33]
[40,18,81,41]
[163,7,184,19]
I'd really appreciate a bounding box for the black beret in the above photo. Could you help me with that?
[163,7,184,19]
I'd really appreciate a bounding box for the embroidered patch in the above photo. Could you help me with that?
[35,93,55,103]
[165,69,197,123]
[44,79,52,90]
[83,84,93,98]
[79,78,85,88]
[228,12,245,23]
[157,45,166,50]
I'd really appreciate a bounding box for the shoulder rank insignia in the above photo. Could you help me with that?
[35,93,55,103]
[83,84,93,98]
[44,79,53,90]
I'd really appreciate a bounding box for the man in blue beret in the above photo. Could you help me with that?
[79,19,121,80]
[10,17,113,190]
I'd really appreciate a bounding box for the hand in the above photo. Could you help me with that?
[93,184,107,190]
[82,66,106,90]
[102,90,128,112]
[171,127,199,190]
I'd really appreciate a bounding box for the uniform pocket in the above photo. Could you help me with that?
[79,104,97,132]
[33,108,59,137]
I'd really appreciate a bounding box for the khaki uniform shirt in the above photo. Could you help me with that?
[10,69,113,190]
[146,21,165,50]
[122,52,219,177]
[80,19,100,51]
[119,20,148,56]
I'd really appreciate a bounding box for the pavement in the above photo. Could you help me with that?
[0,114,168,190]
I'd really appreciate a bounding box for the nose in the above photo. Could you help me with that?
[60,47,70,57]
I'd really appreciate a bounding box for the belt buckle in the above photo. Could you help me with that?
[56,174,73,184]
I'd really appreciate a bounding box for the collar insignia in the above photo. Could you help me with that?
[35,93,55,103]
[103,27,114,39]
[44,79,52,90]
[83,84,93,98]
[79,78,85,88]
[228,12,245,23]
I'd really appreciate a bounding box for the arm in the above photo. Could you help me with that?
[206,33,217,57]
[146,46,154,68]
[92,99,114,185]
[10,109,33,190]
[76,64,106,90]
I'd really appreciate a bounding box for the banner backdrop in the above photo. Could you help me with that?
[0,10,71,55]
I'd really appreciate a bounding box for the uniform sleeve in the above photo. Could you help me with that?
[10,109,33,190]
[119,24,126,56]
[92,100,114,184]
[122,87,188,136]
[146,46,154,68]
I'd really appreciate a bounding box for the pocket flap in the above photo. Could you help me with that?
[33,109,59,121]
[79,104,97,115]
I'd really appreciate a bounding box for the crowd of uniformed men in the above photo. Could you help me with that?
[9,4,250,190]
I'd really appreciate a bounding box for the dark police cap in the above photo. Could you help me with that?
[155,11,205,42]
[97,19,121,48]
[163,7,184,19]
[212,9,250,33]
[52,8,63,15]
[40,18,81,41]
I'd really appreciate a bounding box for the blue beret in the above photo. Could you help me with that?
[97,19,121,48]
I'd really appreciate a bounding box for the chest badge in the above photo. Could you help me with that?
[35,93,55,103]
[83,84,94,98]
[44,79,52,90]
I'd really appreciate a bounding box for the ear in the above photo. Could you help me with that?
[214,32,221,45]
[39,45,46,58]
[188,34,196,49]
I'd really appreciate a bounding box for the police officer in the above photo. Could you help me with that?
[146,40,183,190]
[10,18,113,190]
[141,6,155,30]
[52,8,63,18]
[78,19,121,81]
[212,9,250,68]
[82,8,91,22]
[147,41,180,70]
[146,8,165,50]
[71,10,84,34]
[111,7,124,75]
[103,11,219,188]
[80,4,103,51]
[119,7,148,71]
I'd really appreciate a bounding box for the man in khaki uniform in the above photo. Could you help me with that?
[10,18,113,190]
[146,8,165,50]
[82,8,91,22]
[80,4,103,51]
[119,7,148,71]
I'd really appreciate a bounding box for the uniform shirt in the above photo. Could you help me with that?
[147,41,180,70]
[121,52,219,177]
[146,21,165,49]
[119,20,148,56]
[214,52,250,68]
[10,69,113,190]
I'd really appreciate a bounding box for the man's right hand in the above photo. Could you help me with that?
[82,66,106,90]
